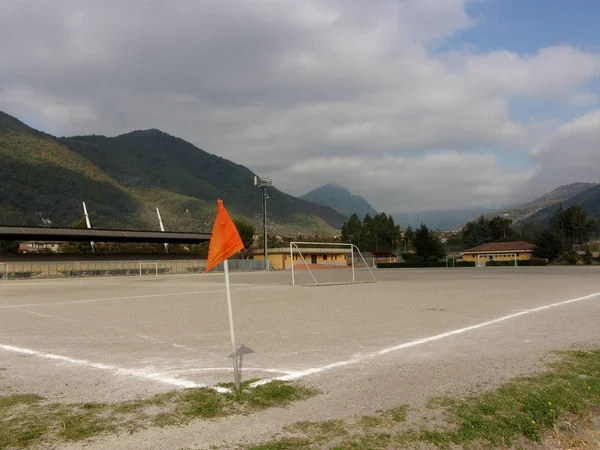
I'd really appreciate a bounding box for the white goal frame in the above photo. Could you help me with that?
[138,262,159,276]
[290,242,376,286]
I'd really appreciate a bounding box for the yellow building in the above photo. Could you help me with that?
[252,247,351,270]
[462,241,535,266]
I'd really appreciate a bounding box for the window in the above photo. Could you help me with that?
[323,254,327,261]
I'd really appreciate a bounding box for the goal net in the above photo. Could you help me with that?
[138,262,159,276]
[289,242,376,286]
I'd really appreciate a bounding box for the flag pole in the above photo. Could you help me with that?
[223,259,241,390]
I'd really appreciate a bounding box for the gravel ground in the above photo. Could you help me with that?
[1,266,599,449]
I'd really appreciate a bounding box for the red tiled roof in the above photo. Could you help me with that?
[463,241,535,253]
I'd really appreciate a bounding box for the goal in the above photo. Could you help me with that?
[289,242,376,286]
[138,262,159,276]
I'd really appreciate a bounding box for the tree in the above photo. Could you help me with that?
[0,240,20,253]
[404,226,415,252]
[489,216,515,241]
[533,230,562,261]
[60,217,92,254]
[341,213,362,248]
[550,205,597,246]
[414,223,445,262]
[233,218,255,249]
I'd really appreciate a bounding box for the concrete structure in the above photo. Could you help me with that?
[252,247,351,270]
[462,241,535,266]
[0,225,211,244]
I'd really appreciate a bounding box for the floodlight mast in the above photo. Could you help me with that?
[254,175,272,270]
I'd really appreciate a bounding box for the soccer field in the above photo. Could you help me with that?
[2,266,600,408]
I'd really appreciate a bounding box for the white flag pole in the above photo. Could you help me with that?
[223,259,241,390]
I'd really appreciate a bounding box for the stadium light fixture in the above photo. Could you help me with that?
[254,176,272,270]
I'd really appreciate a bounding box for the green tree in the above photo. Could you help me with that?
[233,218,255,249]
[550,205,597,246]
[404,226,415,252]
[341,213,362,248]
[414,223,445,262]
[60,217,92,254]
[533,230,562,261]
[0,240,20,253]
[488,216,515,241]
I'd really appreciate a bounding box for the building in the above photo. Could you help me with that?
[18,241,66,253]
[252,247,351,270]
[462,241,535,266]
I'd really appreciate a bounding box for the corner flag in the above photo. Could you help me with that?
[205,200,245,390]
[205,200,244,273]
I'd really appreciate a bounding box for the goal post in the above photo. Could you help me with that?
[289,242,376,286]
[138,262,159,276]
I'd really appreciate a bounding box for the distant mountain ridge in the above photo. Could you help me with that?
[0,111,345,235]
[300,184,377,218]
[486,182,597,224]
[522,183,600,224]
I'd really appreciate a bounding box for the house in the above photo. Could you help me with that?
[462,241,535,266]
[252,247,351,270]
[371,251,397,264]
[18,241,65,253]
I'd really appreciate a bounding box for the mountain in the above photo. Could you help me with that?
[522,184,600,225]
[394,207,499,231]
[300,184,377,218]
[0,111,345,235]
[483,182,597,225]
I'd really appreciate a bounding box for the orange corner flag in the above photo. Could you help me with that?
[205,200,244,273]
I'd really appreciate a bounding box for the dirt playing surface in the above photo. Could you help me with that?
[1,266,599,448]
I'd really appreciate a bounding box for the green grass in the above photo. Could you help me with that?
[0,381,316,449]
[248,350,600,449]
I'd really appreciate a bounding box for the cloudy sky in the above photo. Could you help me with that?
[1,0,599,213]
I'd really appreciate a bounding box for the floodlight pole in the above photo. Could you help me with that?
[82,202,96,253]
[254,176,272,271]
[156,208,169,253]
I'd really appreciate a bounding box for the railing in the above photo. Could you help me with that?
[0,259,265,280]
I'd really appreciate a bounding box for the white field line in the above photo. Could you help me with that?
[0,285,283,309]
[251,291,600,387]
[0,343,236,392]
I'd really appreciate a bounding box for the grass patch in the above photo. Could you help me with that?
[246,438,311,450]
[0,381,316,449]
[248,349,600,449]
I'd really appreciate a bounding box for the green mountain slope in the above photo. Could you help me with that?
[523,184,600,224]
[484,182,596,224]
[0,111,345,234]
[300,184,377,218]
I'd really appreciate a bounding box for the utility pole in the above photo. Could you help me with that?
[254,176,272,270]
[156,208,169,253]
[82,202,96,253]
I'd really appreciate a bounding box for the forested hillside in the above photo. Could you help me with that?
[0,111,345,234]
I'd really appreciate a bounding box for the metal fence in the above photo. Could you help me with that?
[0,259,265,281]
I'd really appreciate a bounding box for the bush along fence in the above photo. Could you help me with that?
[486,259,548,267]
[377,261,476,268]
[0,259,265,280]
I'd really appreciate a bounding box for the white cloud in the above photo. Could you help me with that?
[276,151,535,212]
[525,110,600,195]
[0,0,599,214]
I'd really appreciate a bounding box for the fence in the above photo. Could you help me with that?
[0,259,265,281]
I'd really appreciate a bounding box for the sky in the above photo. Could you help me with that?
[1,0,599,214]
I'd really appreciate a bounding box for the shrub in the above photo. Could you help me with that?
[583,250,593,265]
[564,251,579,265]
[400,253,423,264]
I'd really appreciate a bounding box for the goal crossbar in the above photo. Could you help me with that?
[290,242,376,286]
